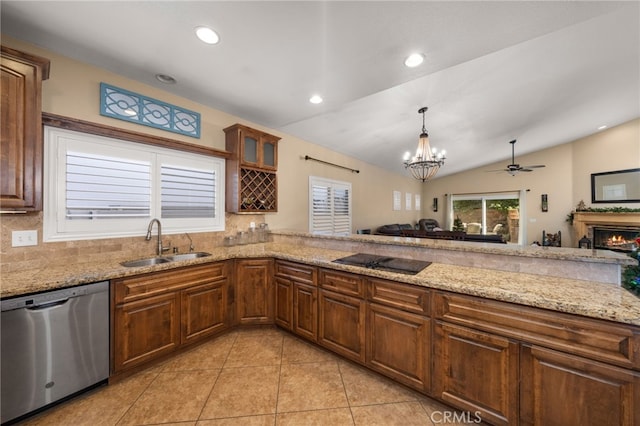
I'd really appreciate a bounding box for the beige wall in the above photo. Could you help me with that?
[2,36,638,250]
[420,118,640,245]
[1,36,423,242]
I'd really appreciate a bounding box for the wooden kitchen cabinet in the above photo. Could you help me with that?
[275,260,318,341]
[274,276,293,330]
[234,258,274,325]
[367,302,430,392]
[181,279,228,344]
[0,46,50,212]
[293,281,318,342]
[318,269,366,363]
[433,290,640,425]
[112,262,229,375]
[520,345,639,426]
[434,321,519,426]
[224,123,278,170]
[224,123,280,213]
[366,277,431,392]
[113,292,180,372]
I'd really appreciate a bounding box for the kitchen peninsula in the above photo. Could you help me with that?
[2,232,639,425]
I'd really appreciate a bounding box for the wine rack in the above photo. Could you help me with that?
[224,124,280,213]
[239,168,277,212]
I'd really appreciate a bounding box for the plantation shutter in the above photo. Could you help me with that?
[65,151,151,219]
[161,164,216,218]
[309,177,352,235]
[332,184,351,235]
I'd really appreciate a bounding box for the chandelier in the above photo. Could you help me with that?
[403,107,446,182]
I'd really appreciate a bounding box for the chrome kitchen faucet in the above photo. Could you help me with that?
[146,218,170,255]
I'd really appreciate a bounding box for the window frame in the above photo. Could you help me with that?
[43,126,225,242]
[448,191,526,244]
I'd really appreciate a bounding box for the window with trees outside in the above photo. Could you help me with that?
[450,192,523,244]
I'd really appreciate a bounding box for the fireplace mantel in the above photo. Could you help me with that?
[572,212,640,246]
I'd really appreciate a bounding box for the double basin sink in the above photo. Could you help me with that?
[121,252,211,268]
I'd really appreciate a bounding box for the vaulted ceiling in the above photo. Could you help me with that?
[2,1,638,177]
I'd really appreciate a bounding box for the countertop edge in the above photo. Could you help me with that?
[3,243,640,327]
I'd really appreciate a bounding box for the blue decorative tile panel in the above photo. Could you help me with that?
[100,83,201,138]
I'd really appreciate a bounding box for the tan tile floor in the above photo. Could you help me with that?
[20,328,474,426]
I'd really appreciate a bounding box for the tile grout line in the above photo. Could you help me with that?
[195,331,239,423]
[273,333,284,425]
[114,367,164,425]
[336,360,358,426]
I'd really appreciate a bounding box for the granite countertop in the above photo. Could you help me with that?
[2,242,640,326]
[271,229,637,266]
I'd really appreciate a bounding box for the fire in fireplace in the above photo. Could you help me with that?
[593,226,640,252]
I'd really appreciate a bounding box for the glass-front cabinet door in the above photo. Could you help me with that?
[239,129,277,170]
[261,138,277,170]
[242,134,258,166]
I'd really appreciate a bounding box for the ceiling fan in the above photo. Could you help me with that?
[490,139,545,176]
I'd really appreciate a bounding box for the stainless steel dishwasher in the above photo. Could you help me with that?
[1,281,109,424]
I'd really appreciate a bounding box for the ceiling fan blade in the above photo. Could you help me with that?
[521,164,545,169]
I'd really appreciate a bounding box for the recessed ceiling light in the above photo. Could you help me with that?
[309,95,323,104]
[155,74,177,84]
[195,26,220,44]
[404,53,424,68]
[597,125,608,130]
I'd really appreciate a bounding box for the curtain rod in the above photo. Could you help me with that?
[304,155,360,174]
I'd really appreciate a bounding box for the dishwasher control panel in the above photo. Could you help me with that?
[1,282,106,311]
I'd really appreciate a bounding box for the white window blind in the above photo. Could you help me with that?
[160,164,215,218]
[44,127,225,242]
[66,151,151,219]
[309,176,352,235]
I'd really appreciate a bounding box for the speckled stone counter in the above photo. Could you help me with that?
[2,241,639,326]
[271,230,635,285]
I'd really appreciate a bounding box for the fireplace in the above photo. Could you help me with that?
[592,226,639,252]
[572,212,640,248]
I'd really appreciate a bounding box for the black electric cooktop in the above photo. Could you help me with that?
[332,253,431,275]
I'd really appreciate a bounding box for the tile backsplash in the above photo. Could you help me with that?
[0,212,266,273]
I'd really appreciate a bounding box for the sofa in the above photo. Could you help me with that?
[402,229,506,243]
[375,223,415,236]
[375,219,505,243]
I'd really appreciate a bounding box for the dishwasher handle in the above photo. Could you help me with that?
[1,281,109,312]
[26,298,71,310]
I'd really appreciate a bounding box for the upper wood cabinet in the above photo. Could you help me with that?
[224,124,280,213]
[226,124,278,170]
[0,46,50,212]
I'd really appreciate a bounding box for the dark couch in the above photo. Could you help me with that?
[400,229,506,244]
[375,223,414,236]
